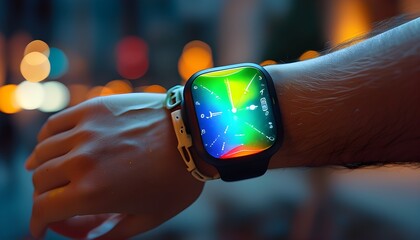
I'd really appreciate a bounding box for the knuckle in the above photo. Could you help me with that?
[70,150,98,174]
[32,143,48,166]
[75,127,98,141]
[34,141,48,154]
[119,138,140,152]
[32,170,40,187]
[46,114,58,125]
[33,145,42,158]
[75,150,95,164]
[32,164,51,188]
[84,96,104,109]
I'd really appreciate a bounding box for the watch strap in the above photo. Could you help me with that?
[217,159,270,181]
[165,85,220,182]
[165,85,183,110]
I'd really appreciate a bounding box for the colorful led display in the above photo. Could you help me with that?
[191,66,277,159]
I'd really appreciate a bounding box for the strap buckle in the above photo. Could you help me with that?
[165,85,183,110]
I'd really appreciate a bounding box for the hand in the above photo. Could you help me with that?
[25,93,204,239]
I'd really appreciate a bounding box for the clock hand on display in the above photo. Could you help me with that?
[244,73,257,95]
[246,104,258,111]
[224,78,237,113]
[233,104,258,112]
[238,72,258,104]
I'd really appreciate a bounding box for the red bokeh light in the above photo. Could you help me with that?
[116,36,149,80]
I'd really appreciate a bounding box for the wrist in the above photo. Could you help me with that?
[265,20,420,168]
[264,60,341,168]
[264,63,315,168]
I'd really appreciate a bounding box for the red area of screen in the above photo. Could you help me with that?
[220,145,263,159]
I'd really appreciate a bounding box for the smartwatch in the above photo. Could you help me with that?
[167,63,283,181]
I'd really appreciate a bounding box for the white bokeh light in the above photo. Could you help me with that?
[15,81,45,110]
[39,81,70,112]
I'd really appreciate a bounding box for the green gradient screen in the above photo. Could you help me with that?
[191,66,277,160]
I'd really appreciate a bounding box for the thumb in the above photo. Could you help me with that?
[94,214,162,240]
[49,214,119,239]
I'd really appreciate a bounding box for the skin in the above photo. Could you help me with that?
[267,17,420,168]
[26,17,419,238]
[26,94,204,238]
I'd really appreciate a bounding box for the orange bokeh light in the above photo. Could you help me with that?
[178,40,213,82]
[20,51,51,82]
[87,86,113,99]
[24,40,50,57]
[260,60,277,66]
[329,0,371,46]
[298,50,320,61]
[0,84,21,114]
[105,80,133,94]
[142,85,166,93]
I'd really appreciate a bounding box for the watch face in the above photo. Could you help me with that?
[190,65,278,160]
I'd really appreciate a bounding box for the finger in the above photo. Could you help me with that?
[30,185,90,238]
[32,156,70,194]
[95,214,161,240]
[25,152,37,170]
[37,103,86,142]
[49,214,118,239]
[26,130,75,170]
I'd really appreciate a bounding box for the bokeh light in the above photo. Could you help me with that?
[329,0,371,46]
[298,50,320,61]
[15,81,45,110]
[0,84,21,114]
[87,86,113,99]
[260,59,277,66]
[39,81,70,112]
[116,36,149,80]
[69,84,89,106]
[49,48,69,79]
[178,40,213,82]
[20,52,51,82]
[142,84,166,93]
[24,40,50,57]
[105,80,133,94]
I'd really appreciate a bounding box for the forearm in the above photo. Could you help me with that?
[266,17,420,168]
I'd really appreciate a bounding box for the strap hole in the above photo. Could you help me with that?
[181,146,191,162]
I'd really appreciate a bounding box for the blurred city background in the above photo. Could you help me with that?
[0,0,419,239]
